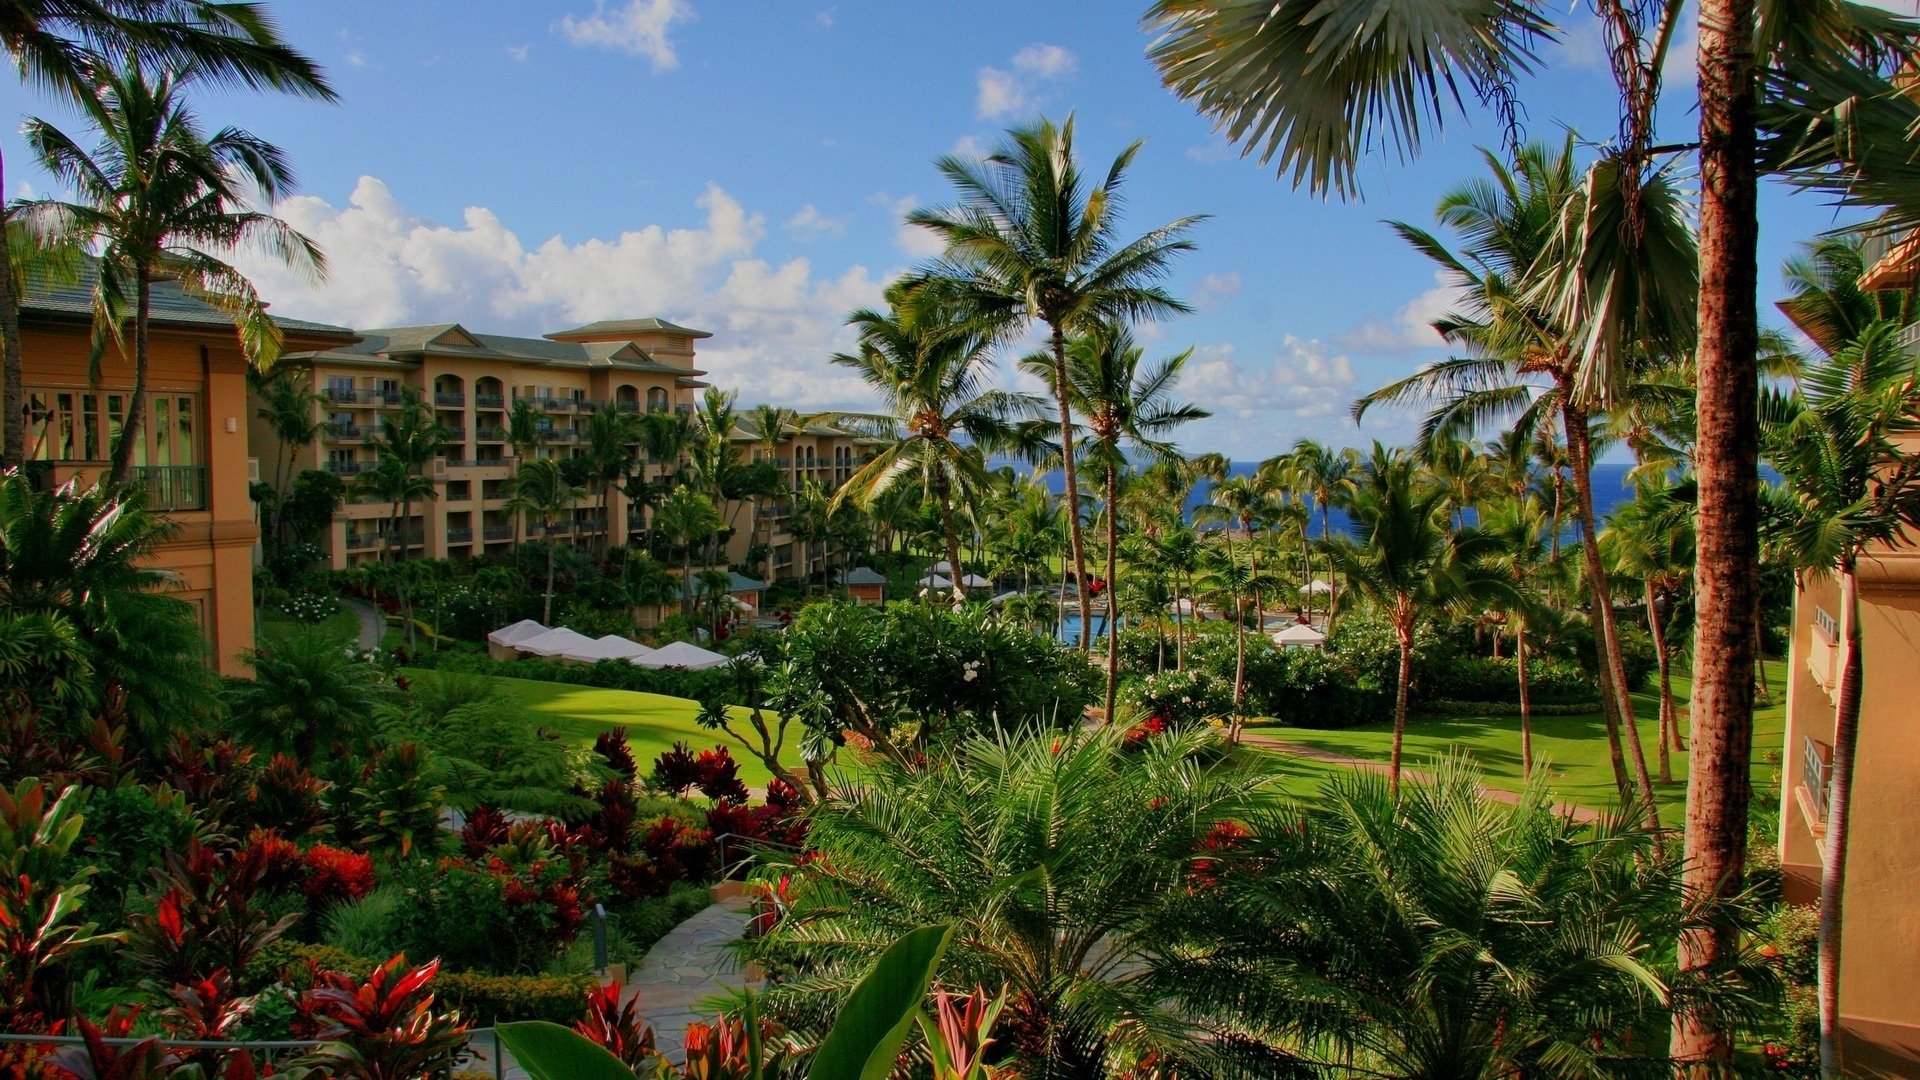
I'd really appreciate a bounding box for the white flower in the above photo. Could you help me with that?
[963,669,978,682]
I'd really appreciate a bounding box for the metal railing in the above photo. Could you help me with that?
[474,427,507,442]
[483,524,514,541]
[530,397,574,412]
[132,465,207,511]
[576,399,602,413]
[446,526,474,544]
[614,400,641,412]
[434,392,466,407]
[444,459,508,470]
[324,424,363,441]
[325,461,366,476]
[475,393,505,409]
[0,1030,517,1080]
[1804,735,1832,822]
[442,427,467,441]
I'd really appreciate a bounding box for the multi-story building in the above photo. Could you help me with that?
[258,318,711,568]
[257,317,881,583]
[17,269,357,674]
[1776,232,1920,1074]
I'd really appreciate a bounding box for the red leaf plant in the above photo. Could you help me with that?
[571,978,657,1070]
[300,954,469,1080]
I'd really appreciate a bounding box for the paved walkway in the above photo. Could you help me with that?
[1240,731,1603,824]
[342,597,383,650]
[625,895,761,1062]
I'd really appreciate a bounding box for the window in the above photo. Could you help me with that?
[446,480,471,502]
[26,387,197,468]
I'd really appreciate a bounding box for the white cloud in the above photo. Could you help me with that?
[1339,272,1462,352]
[814,7,837,28]
[230,176,887,411]
[783,204,846,241]
[875,194,945,259]
[507,44,531,62]
[555,0,692,72]
[344,50,367,68]
[1194,271,1241,312]
[950,133,991,159]
[976,43,1076,119]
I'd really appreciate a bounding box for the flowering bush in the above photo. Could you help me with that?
[1127,669,1235,730]
[279,590,341,624]
[303,845,376,907]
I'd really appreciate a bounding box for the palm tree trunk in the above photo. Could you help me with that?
[681,547,694,618]
[1818,560,1864,1076]
[544,523,557,624]
[1050,326,1091,650]
[1320,502,1338,620]
[0,155,24,471]
[933,465,966,608]
[1517,626,1533,778]
[1674,1,1761,1067]
[1391,610,1412,798]
[1104,463,1122,724]
[1231,590,1247,744]
[1648,581,1675,784]
[1565,403,1656,824]
[1754,606,1772,699]
[109,268,154,485]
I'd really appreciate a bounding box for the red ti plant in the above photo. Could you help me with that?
[593,728,638,782]
[48,1009,181,1080]
[680,1017,763,1080]
[160,970,256,1076]
[0,780,118,1033]
[246,754,330,838]
[918,987,1009,1080]
[300,954,469,1080]
[571,978,658,1070]
[125,839,299,990]
[458,804,509,858]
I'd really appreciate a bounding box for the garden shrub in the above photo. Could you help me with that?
[1414,654,1598,706]
[247,942,598,1024]
[323,885,405,959]
[385,854,584,974]
[1126,668,1235,729]
[277,590,339,624]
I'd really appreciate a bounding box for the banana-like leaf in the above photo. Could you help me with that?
[807,923,954,1080]
[496,1020,643,1080]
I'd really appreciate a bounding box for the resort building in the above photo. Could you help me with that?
[254,317,880,583]
[1776,233,1920,1074]
[17,270,357,675]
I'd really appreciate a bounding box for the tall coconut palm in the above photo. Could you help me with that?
[1761,320,1920,1075]
[358,387,446,563]
[832,290,1040,604]
[1352,140,1683,830]
[1480,494,1560,777]
[1328,445,1514,795]
[1195,543,1258,741]
[504,398,545,555]
[250,367,330,549]
[1279,439,1356,616]
[580,406,639,555]
[906,115,1204,648]
[24,57,324,483]
[745,404,798,577]
[1604,478,1696,784]
[504,457,583,625]
[0,0,335,472]
[653,485,721,618]
[1024,323,1207,720]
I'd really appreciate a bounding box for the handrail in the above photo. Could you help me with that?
[0,1029,516,1080]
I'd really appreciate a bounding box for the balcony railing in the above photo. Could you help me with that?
[1803,735,1832,823]
[443,458,508,470]
[474,393,505,410]
[132,465,207,512]
[441,427,467,441]
[544,430,579,443]
[576,399,602,413]
[675,403,695,417]
[325,461,367,476]
[762,503,792,519]
[530,397,574,412]
[474,427,506,442]
[445,526,474,544]
[433,392,466,407]
[483,524,514,541]
[324,387,365,403]
[615,400,641,412]
[324,425,363,441]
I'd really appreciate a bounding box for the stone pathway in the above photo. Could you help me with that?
[1240,731,1604,824]
[342,596,384,650]
[459,896,759,1077]
[625,895,761,1062]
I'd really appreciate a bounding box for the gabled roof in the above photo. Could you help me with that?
[727,572,766,592]
[546,317,711,341]
[20,263,356,345]
[835,567,888,587]
[282,322,705,376]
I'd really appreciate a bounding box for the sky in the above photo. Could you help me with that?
[3,0,1911,460]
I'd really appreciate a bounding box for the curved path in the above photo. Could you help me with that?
[342,596,384,650]
[625,895,761,1063]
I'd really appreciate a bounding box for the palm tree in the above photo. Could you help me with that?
[653,485,721,618]
[503,398,545,555]
[1480,494,1560,777]
[0,0,334,472]
[1352,140,1680,828]
[581,406,639,555]
[24,57,325,483]
[226,624,393,760]
[1023,323,1207,720]
[1328,445,1514,795]
[1604,479,1695,784]
[831,290,1040,604]
[748,727,1280,1078]
[358,388,446,563]
[504,457,584,625]
[1195,543,1258,741]
[251,368,330,549]
[1761,320,1920,1075]
[1278,439,1355,618]
[745,404,798,577]
[906,115,1204,648]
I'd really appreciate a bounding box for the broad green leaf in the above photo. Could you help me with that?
[808,924,954,1080]
[496,1020,640,1080]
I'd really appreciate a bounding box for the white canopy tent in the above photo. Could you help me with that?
[1271,623,1328,648]
[1300,579,1334,595]
[515,627,601,658]
[487,619,548,648]
[958,573,993,588]
[918,573,955,590]
[930,561,954,574]
[550,635,652,663]
[632,640,731,671]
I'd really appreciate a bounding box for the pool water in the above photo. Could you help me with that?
[1056,613,1113,643]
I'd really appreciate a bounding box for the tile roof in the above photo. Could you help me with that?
[20,265,356,341]
[546,317,712,340]
[282,321,704,375]
[835,567,888,586]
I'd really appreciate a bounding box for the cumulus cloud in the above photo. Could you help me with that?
[1194,271,1241,312]
[556,0,692,71]
[976,43,1076,119]
[1339,272,1462,353]
[783,204,846,241]
[1170,337,1411,456]
[874,194,945,259]
[231,176,886,411]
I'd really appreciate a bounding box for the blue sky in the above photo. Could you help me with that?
[3,0,1901,459]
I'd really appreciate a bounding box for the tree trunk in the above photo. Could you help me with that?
[1050,325,1091,650]
[0,149,23,471]
[680,547,694,618]
[109,269,154,485]
[1754,606,1772,698]
[933,463,966,608]
[1673,0,1760,1067]
[544,525,557,624]
[1517,626,1533,778]
[1391,611,1412,799]
[1231,589,1247,744]
[1648,581,1675,784]
[1566,403,1659,828]
[1320,504,1338,623]
[1104,463,1122,724]
[1818,562,1863,1077]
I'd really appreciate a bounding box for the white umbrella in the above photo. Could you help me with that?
[633,640,731,670]
[1271,623,1327,647]
[1300,579,1334,595]
[958,573,992,588]
[930,560,954,574]
[1171,598,1197,616]
[487,618,548,647]
[515,627,600,658]
[918,573,955,589]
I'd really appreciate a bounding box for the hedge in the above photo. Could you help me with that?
[248,942,599,1025]
[417,650,738,701]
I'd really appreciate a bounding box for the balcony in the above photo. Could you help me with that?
[434,392,466,407]
[483,524,514,542]
[1801,735,1833,833]
[345,531,381,550]
[474,427,507,442]
[324,425,363,441]
[444,458,509,471]
[324,387,367,404]
[441,427,467,441]
[132,465,207,512]
[369,391,403,408]
[674,403,694,417]
[614,400,641,413]
[544,430,579,444]
[762,503,793,520]
[531,397,574,412]
[446,526,474,544]
[325,460,368,477]
[475,393,505,409]
[576,399,602,413]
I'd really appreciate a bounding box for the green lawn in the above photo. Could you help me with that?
[1245,659,1788,818]
[402,670,794,788]
[258,606,363,645]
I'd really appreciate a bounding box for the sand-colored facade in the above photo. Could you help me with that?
[17,281,356,675]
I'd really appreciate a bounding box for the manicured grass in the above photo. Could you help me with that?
[401,670,793,788]
[258,606,363,645]
[1245,659,1788,819]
